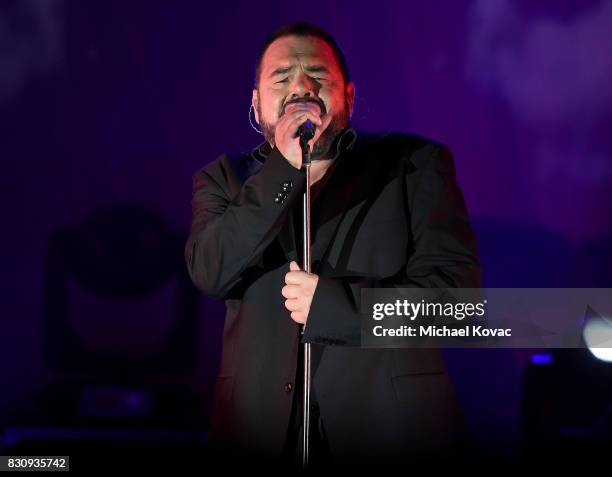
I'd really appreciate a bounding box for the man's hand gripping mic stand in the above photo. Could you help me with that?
[298,119,315,469]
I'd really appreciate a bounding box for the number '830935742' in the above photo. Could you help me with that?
[2,456,69,471]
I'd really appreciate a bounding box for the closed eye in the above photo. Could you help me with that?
[275,76,325,84]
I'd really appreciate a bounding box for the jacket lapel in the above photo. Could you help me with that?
[273,154,360,270]
[271,130,376,270]
[310,145,364,272]
[277,207,298,263]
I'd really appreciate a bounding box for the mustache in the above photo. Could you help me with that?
[281,97,327,116]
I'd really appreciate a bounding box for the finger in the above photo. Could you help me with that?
[279,110,322,133]
[291,311,305,324]
[319,113,332,132]
[284,298,301,312]
[310,114,333,146]
[284,102,323,117]
[284,111,323,137]
[275,113,304,144]
[289,261,300,271]
[283,102,324,121]
[281,284,300,299]
[290,110,323,126]
[285,271,304,285]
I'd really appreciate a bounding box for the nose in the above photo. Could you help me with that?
[288,71,317,99]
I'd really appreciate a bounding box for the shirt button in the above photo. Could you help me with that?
[285,382,293,393]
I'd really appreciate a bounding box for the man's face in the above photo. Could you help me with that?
[252,35,355,160]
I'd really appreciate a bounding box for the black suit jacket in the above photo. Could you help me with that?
[185,129,481,465]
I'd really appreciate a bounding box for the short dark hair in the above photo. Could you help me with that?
[253,22,351,89]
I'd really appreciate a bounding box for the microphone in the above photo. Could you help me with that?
[297,119,316,143]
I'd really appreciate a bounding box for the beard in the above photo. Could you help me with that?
[257,93,351,161]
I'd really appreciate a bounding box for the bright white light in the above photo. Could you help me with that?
[583,315,612,363]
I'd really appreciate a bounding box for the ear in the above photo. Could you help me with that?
[251,89,260,124]
[346,82,355,118]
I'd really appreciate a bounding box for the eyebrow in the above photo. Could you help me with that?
[269,65,330,77]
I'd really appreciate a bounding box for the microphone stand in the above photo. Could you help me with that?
[299,133,313,469]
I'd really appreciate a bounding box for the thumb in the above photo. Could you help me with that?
[289,260,301,271]
[320,113,333,132]
[309,114,333,148]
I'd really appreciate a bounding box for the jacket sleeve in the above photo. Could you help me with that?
[302,145,482,346]
[185,147,304,299]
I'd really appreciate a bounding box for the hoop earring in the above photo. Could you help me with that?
[249,104,264,135]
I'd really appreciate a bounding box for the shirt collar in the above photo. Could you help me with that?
[250,127,358,164]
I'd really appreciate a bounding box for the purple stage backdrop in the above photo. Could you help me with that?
[1,0,611,461]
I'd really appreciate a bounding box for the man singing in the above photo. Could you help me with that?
[185,22,481,468]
